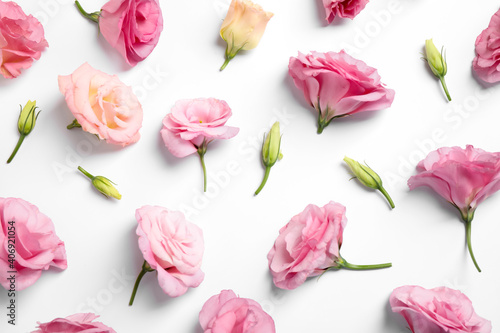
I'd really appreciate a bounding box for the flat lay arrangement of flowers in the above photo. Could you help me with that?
[1,0,499,332]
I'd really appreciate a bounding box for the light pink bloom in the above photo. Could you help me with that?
[58,62,143,146]
[0,197,66,291]
[33,313,116,333]
[473,8,500,83]
[134,205,204,298]
[99,0,163,66]
[288,50,395,133]
[199,290,276,333]
[408,145,500,272]
[161,98,239,158]
[322,0,369,24]
[267,201,347,290]
[0,1,48,79]
[390,286,492,333]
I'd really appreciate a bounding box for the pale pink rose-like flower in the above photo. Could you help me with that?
[408,145,500,272]
[288,50,395,133]
[199,290,276,333]
[161,98,239,191]
[99,0,163,66]
[129,206,204,304]
[33,313,116,333]
[390,286,492,333]
[0,197,67,291]
[473,8,500,83]
[58,62,143,146]
[0,1,48,79]
[322,0,369,24]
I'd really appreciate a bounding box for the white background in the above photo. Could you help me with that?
[1,0,500,332]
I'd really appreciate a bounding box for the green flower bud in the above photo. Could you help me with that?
[262,122,282,167]
[78,166,122,200]
[343,157,395,209]
[18,100,40,135]
[425,39,447,77]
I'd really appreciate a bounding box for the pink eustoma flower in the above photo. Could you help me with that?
[161,98,239,191]
[322,0,369,24]
[473,8,500,83]
[390,286,492,333]
[267,201,391,290]
[408,145,500,272]
[75,0,163,66]
[288,50,395,133]
[199,290,276,333]
[0,1,48,79]
[0,197,67,291]
[58,62,143,146]
[129,205,204,305]
[33,313,116,333]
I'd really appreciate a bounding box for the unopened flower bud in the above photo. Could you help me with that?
[255,122,283,195]
[344,157,394,208]
[78,166,122,200]
[424,39,451,101]
[7,100,41,164]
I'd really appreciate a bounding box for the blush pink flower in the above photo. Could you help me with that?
[473,8,500,83]
[58,62,143,146]
[0,1,48,79]
[408,145,500,272]
[289,50,395,133]
[33,313,116,333]
[390,286,492,333]
[199,290,276,333]
[0,197,67,291]
[322,0,369,24]
[161,98,239,191]
[75,0,163,66]
[267,201,391,290]
[129,205,204,305]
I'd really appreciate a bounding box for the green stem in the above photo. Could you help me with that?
[67,119,82,129]
[77,166,94,180]
[255,166,271,195]
[129,261,153,306]
[338,257,392,270]
[378,186,395,209]
[440,76,451,101]
[6,135,25,164]
[220,57,231,71]
[317,115,332,134]
[466,219,481,272]
[198,151,207,192]
[75,1,100,23]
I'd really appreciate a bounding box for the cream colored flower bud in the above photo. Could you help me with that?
[425,39,447,77]
[262,122,282,167]
[92,176,122,200]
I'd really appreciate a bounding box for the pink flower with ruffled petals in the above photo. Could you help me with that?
[0,197,66,291]
[473,8,500,83]
[161,98,239,191]
[129,205,204,305]
[199,290,276,333]
[390,286,491,333]
[0,1,48,79]
[322,0,369,24]
[408,145,500,272]
[33,313,116,333]
[289,50,395,133]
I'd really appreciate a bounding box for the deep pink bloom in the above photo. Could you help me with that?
[99,0,163,66]
[267,201,347,290]
[58,63,143,146]
[0,197,67,291]
[473,8,500,83]
[33,313,116,333]
[288,50,395,133]
[135,205,204,297]
[161,98,239,158]
[322,0,369,23]
[199,290,276,333]
[0,1,48,79]
[408,145,500,272]
[390,286,492,333]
